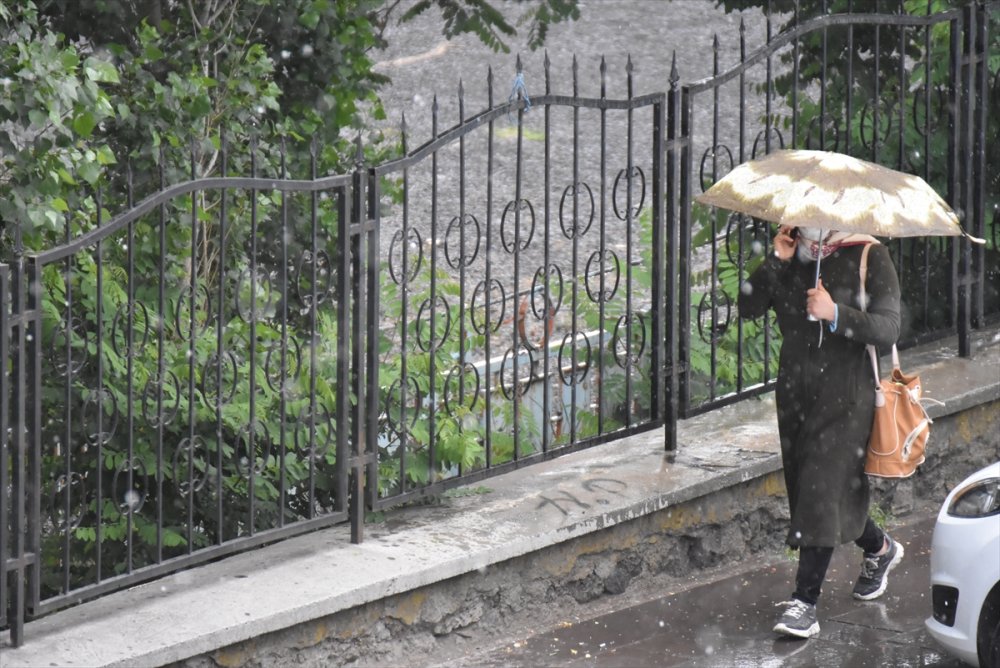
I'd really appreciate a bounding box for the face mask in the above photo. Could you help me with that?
[797,227,827,242]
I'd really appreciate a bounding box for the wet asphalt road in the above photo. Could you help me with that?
[453,515,965,667]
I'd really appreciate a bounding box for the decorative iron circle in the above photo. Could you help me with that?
[531,264,564,317]
[557,332,592,386]
[49,315,89,378]
[612,167,646,221]
[173,435,207,496]
[294,405,335,462]
[233,419,272,478]
[173,283,214,340]
[49,471,86,533]
[500,199,536,253]
[295,250,333,309]
[199,351,239,408]
[388,227,423,286]
[912,84,947,138]
[750,128,786,159]
[611,312,647,369]
[499,344,534,400]
[140,371,182,428]
[584,249,621,303]
[859,100,894,152]
[235,268,279,322]
[804,116,841,153]
[82,387,118,447]
[444,214,481,269]
[516,296,555,352]
[111,456,148,515]
[384,376,421,431]
[110,301,151,359]
[699,144,735,194]
[264,337,303,396]
[415,295,453,352]
[697,290,733,344]
[558,182,595,239]
[470,279,506,335]
[443,362,481,414]
[725,213,770,267]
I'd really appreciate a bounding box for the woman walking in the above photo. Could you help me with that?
[739,225,904,639]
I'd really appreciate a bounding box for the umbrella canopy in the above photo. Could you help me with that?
[695,149,978,240]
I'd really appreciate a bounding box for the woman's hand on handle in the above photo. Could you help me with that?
[807,278,836,322]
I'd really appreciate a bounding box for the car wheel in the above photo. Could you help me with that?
[980,587,1000,668]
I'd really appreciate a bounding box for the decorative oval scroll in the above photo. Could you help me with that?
[264,337,303,396]
[557,332,592,386]
[750,127,785,159]
[294,405,335,462]
[444,362,481,414]
[384,376,421,431]
[110,301,151,359]
[697,290,733,344]
[500,199,536,253]
[444,214,481,269]
[388,227,423,286]
[531,264,564,316]
[724,213,770,267]
[174,435,207,496]
[699,144,735,194]
[295,250,333,309]
[199,351,239,408]
[613,167,646,221]
[111,455,148,515]
[584,249,621,304]
[859,100,894,152]
[499,344,534,400]
[49,315,89,378]
[140,371,182,428]
[516,296,555,351]
[558,182,595,239]
[173,283,214,340]
[235,268,279,322]
[49,471,86,533]
[611,312,647,369]
[82,387,118,447]
[416,295,453,352]
[912,84,947,138]
[233,419,272,478]
[470,279,506,335]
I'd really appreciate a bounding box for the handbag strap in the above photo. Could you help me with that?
[858,243,896,403]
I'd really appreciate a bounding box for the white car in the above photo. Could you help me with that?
[926,461,1000,667]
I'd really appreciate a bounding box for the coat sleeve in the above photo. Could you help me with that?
[738,253,789,319]
[832,243,901,347]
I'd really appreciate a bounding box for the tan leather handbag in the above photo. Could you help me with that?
[858,244,943,478]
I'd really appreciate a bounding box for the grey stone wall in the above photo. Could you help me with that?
[175,400,998,668]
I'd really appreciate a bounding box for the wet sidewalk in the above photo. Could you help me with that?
[453,515,964,667]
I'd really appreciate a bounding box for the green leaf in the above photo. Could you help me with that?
[72,110,97,137]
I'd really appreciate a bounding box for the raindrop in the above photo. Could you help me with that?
[256,105,265,115]
[751,240,764,256]
[658,620,664,627]
[123,489,141,510]
[281,50,291,60]
[740,281,753,296]
[301,44,314,57]
[794,530,802,539]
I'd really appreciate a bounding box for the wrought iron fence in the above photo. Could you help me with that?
[1,0,995,647]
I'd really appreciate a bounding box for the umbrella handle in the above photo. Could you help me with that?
[806,230,823,322]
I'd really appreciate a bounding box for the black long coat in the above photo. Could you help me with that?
[739,243,901,548]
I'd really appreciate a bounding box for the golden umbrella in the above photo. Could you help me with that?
[696,149,983,325]
[694,149,980,240]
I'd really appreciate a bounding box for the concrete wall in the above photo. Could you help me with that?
[176,400,998,668]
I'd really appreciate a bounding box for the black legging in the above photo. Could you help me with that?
[793,517,886,605]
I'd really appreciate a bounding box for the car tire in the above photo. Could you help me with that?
[980,588,1000,668]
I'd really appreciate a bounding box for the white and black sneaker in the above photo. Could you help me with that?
[773,599,820,639]
[853,536,904,601]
